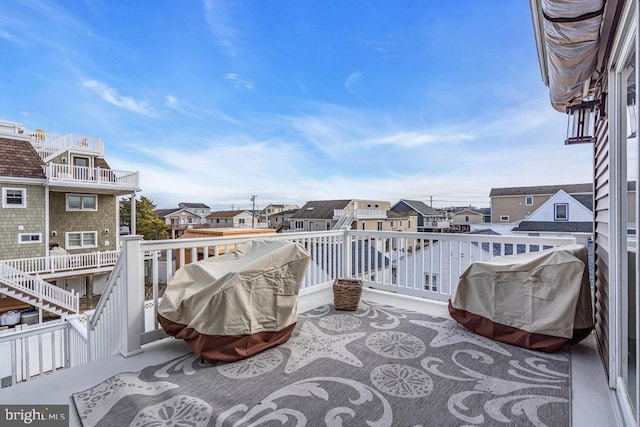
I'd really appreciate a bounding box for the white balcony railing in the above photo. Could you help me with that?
[2,250,120,275]
[30,133,104,159]
[352,209,388,219]
[44,164,140,189]
[0,230,576,386]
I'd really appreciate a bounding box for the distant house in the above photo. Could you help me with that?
[511,189,593,237]
[154,208,202,238]
[390,200,449,232]
[0,120,140,315]
[260,203,299,221]
[206,210,255,228]
[178,202,210,222]
[489,183,592,223]
[268,208,299,232]
[290,199,412,232]
[451,208,485,226]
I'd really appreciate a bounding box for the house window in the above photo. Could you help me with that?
[377,221,383,231]
[295,221,304,229]
[424,274,438,291]
[2,188,26,208]
[525,196,533,205]
[66,194,97,211]
[361,222,366,230]
[390,220,394,228]
[216,218,220,223]
[464,215,470,223]
[239,218,246,224]
[309,221,315,231]
[500,215,510,222]
[326,221,331,230]
[554,203,568,221]
[18,233,42,244]
[66,231,97,249]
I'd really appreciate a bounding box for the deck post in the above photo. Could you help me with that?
[121,235,144,357]
[343,229,352,278]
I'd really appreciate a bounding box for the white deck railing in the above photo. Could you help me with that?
[0,316,87,386]
[45,164,139,188]
[30,133,104,160]
[0,263,79,314]
[3,250,120,275]
[0,230,576,386]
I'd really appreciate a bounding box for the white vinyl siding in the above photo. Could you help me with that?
[2,187,26,208]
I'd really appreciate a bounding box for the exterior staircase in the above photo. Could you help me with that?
[0,263,79,317]
[333,212,355,230]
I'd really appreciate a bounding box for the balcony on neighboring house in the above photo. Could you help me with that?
[44,163,140,193]
[30,132,104,160]
[0,230,616,426]
[2,250,120,280]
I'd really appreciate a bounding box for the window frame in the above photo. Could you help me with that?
[2,187,26,208]
[500,215,510,222]
[66,194,98,211]
[525,196,534,206]
[18,233,42,244]
[65,231,98,249]
[554,203,569,221]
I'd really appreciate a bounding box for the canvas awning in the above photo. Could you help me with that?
[531,0,605,111]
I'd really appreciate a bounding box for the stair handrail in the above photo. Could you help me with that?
[0,262,79,314]
[89,252,124,329]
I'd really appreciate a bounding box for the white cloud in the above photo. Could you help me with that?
[344,71,363,99]
[224,73,254,89]
[82,80,154,115]
[365,131,475,148]
[203,0,239,56]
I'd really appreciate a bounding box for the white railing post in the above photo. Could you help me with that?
[121,235,144,357]
[343,229,352,278]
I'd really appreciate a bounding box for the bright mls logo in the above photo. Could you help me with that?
[1,405,68,426]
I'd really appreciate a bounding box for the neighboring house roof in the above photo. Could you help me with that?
[290,200,351,220]
[207,210,250,218]
[467,229,501,236]
[309,241,389,274]
[489,183,592,197]
[511,221,593,233]
[453,208,483,216]
[571,194,593,211]
[393,199,440,216]
[179,202,210,209]
[154,208,180,218]
[155,208,199,218]
[274,208,299,216]
[94,157,111,169]
[0,137,45,179]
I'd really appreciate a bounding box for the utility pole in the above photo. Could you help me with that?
[429,196,433,207]
[251,195,257,228]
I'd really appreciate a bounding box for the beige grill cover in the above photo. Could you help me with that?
[449,244,593,352]
[158,239,310,361]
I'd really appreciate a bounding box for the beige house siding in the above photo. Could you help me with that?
[49,192,117,253]
[452,211,484,225]
[0,183,46,259]
[490,195,550,223]
[593,118,610,373]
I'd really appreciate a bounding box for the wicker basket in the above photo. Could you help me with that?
[333,278,363,311]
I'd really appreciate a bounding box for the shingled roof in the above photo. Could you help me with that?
[0,137,45,179]
[290,200,351,220]
[489,183,593,197]
[511,221,593,233]
[206,210,250,218]
[393,199,440,216]
[179,202,210,209]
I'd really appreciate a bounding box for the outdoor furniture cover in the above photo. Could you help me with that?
[449,244,593,352]
[158,239,311,362]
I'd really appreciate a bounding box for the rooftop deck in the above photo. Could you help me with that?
[0,286,617,426]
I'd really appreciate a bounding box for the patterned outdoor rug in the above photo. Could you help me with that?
[72,301,571,426]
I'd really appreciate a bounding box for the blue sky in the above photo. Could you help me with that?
[0,0,592,210]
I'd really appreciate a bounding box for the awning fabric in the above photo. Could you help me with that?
[541,0,604,111]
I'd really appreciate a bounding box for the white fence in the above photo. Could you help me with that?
[0,229,576,387]
[3,250,120,275]
[0,316,87,387]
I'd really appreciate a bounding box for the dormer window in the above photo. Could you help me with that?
[525,196,533,205]
[554,203,568,221]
